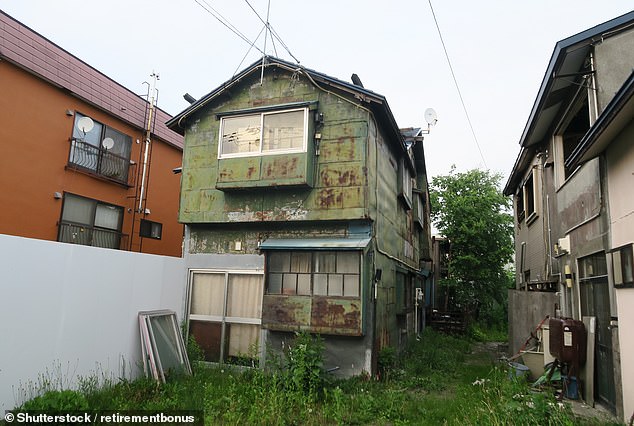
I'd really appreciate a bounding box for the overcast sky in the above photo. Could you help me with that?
[2,1,633,182]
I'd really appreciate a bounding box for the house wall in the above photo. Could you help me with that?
[0,60,183,257]
[606,122,634,420]
[179,70,369,224]
[0,233,186,412]
[178,67,427,375]
[594,29,634,112]
[508,290,558,355]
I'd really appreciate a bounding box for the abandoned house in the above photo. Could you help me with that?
[504,11,634,421]
[0,10,184,257]
[167,56,432,376]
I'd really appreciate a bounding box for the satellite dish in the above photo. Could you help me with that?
[77,116,94,133]
[102,137,115,150]
[424,108,438,126]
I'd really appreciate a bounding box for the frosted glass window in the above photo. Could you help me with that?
[329,275,343,296]
[337,252,359,273]
[227,274,263,318]
[268,273,282,294]
[266,250,361,297]
[190,273,225,316]
[282,274,297,295]
[228,323,260,357]
[269,252,290,272]
[314,274,328,295]
[344,274,360,297]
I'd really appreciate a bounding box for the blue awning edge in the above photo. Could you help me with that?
[259,237,371,250]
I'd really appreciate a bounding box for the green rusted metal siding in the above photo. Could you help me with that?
[179,70,369,224]
[262,295,362,336]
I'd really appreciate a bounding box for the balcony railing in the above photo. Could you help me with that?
[68,139,132,185]
[58,222,128,250]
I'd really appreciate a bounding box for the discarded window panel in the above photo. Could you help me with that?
[139,310,191,382]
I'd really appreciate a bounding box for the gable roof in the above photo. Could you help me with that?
[504,10,634,195]
[167,56,406,153]
[0,10,183,150]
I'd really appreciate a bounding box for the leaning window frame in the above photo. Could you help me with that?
[217,107,309,159]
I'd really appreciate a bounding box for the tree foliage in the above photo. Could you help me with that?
[429,167,514,323]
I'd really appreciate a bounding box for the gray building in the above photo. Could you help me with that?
[504,11,634,420]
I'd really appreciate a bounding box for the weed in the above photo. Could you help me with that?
[19,389,88,411]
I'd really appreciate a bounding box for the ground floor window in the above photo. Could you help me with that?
[187,270,263,364]
[58,193,124,249]
[265,250,361,297]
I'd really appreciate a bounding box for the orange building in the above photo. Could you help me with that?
[0,11,184,257]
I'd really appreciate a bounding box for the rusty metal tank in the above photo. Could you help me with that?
[549,317,587,366]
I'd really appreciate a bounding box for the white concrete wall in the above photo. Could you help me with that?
[0,234,185,412]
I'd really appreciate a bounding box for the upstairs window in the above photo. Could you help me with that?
[70,113,132,184]
[399,158,413,210]
[219,108,307,158]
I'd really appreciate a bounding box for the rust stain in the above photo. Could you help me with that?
[318,188,336,208]
[246,166,256,179]
[311,298,361,332]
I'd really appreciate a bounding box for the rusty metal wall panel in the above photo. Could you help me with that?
[179,70,370,224]
[261,295,362,336]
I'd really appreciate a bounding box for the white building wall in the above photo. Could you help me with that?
[606,123,634,421]
[0,234,185,412]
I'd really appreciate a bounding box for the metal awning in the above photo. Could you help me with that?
[259,237,371,250]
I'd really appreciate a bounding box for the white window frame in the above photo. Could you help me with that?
[186,269,264,364]
[218,107,309,159]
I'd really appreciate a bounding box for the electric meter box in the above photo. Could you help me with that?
[549,317,587,365]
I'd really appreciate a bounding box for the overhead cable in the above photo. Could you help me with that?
[243,0,300,63]
[427,0,488,169]
[193,0,265,56]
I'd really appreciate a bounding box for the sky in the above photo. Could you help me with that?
[2,1,633,183]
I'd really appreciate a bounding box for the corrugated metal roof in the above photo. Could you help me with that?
[259,237,371,250]
[0,10,183,150]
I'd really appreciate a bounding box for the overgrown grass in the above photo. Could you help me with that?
[10,329,610,425]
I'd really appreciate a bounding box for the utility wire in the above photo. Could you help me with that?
[193,0,265,56]
[427,0,488,169]
[243,0,300,63]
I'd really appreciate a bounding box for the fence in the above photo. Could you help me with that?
[0,234,185,412]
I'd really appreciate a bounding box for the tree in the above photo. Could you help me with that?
[429,166,514,325]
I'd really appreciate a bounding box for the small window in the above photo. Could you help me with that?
[414,192,425,228]
[266,250,361,298]
[524,173,535,217]
[219,108,307,158]
[140,219,163,239]
[611,244,634,288]
[399,159,413,209]
[516,190,525,222]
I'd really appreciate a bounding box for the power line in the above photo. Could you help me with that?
[243,0,300,63]
[193,0,265,56]
[427,0,487,169]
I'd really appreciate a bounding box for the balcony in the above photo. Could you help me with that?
[58,222,128,250]
[68,139,133,185]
